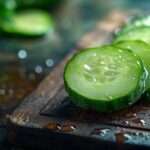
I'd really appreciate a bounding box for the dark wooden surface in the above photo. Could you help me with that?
[9,10,127,126]
[8,11,150,149]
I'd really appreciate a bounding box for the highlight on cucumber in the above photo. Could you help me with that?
[64,15,150,112]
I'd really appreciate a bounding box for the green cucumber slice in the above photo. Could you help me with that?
[114,26,150,44]
[64,46,147,112]
[114,40,150,90]
[116,16,150,36]
[1,10,54,36]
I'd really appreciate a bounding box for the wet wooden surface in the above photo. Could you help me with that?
[8,11,150,149]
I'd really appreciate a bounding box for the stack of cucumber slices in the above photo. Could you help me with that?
[64,16,150,112]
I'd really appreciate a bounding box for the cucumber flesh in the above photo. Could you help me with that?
[64,46,147,112]
[1,10,54,36]
[114,26,150,44]
[114,40,150,90]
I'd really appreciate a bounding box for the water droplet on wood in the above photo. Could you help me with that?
[91,128,110,136]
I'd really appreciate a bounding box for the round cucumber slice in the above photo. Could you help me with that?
[116,16,150,36]
[64,46,147,112]
[114,26,150,44]
[1,10,54,36]
[114,40,150,90]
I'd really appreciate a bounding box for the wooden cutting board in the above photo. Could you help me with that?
[8,11,150,150]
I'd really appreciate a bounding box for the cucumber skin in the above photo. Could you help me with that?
[64,49,147,112]
[0,30,48,38]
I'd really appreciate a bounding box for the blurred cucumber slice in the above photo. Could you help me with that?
[116,15,150,36]
[1,10,54,36]
[114,26,150,44]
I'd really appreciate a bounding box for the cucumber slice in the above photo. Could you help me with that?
[114,26,150,44]
[64,46,147,112]
[114,40,150,90]
[1,10,54,36]
[117,16,150,36]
